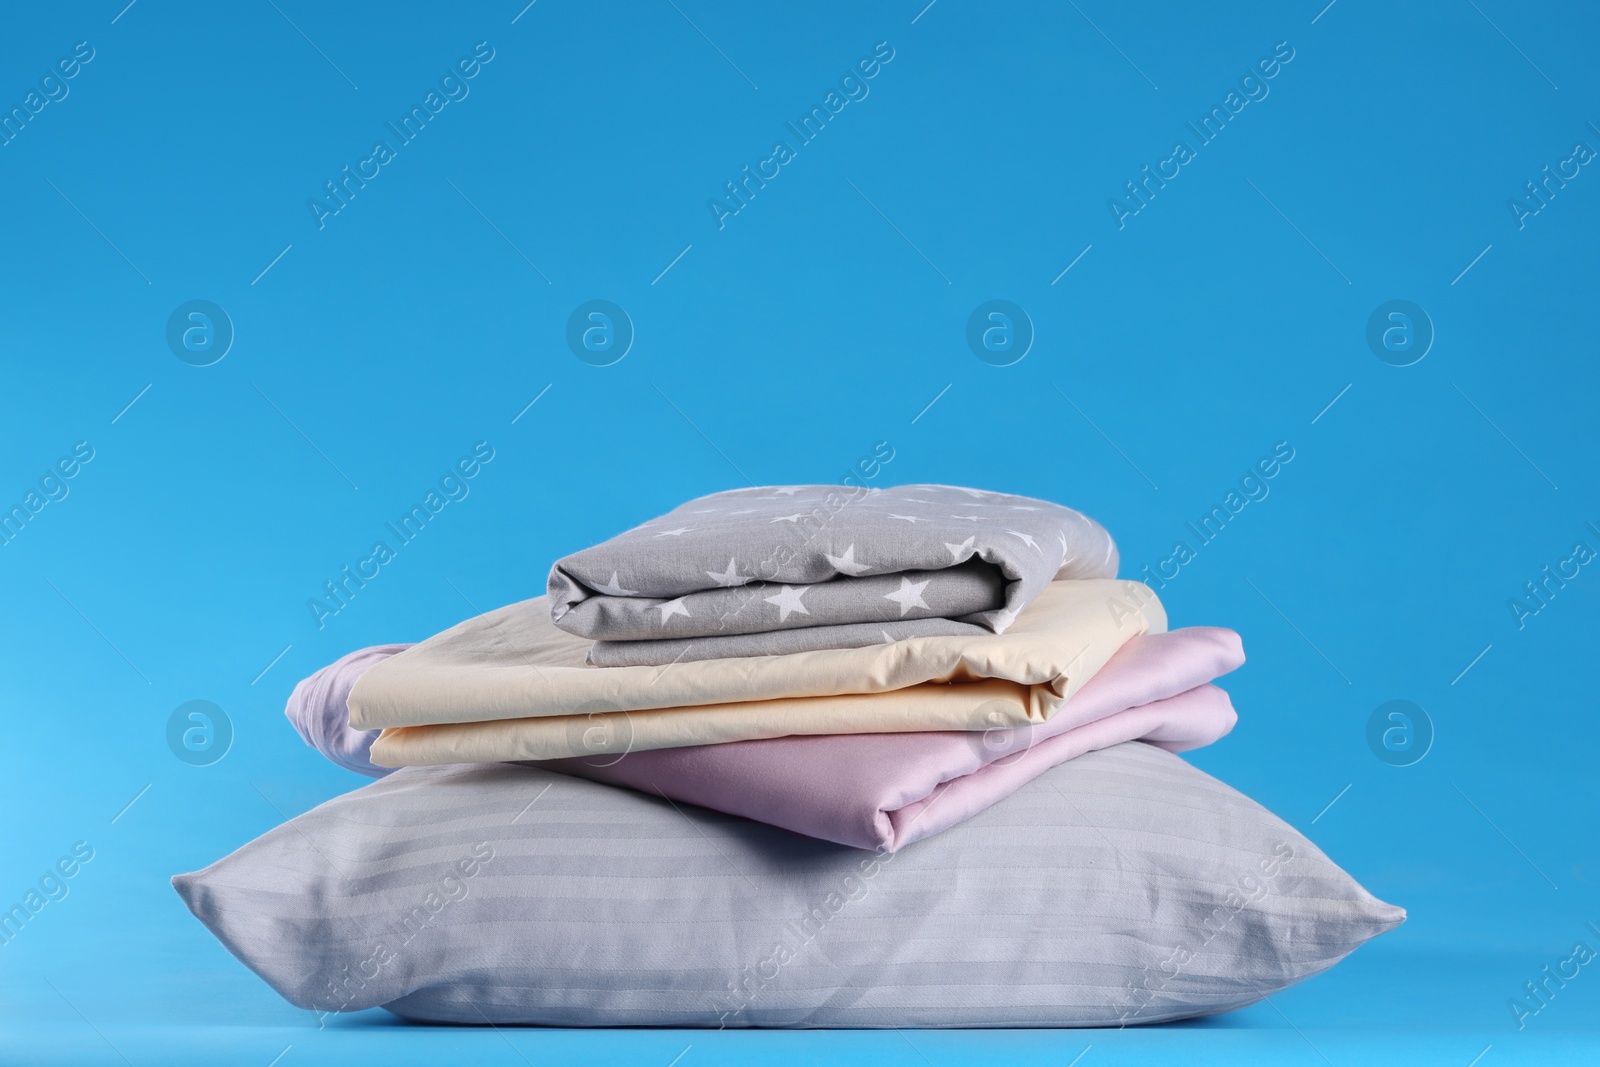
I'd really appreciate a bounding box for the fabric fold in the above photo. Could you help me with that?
[546,483,1118,665]
[284,644,409,778]
[294,626,1241,851]
[349,579,1168,762]
[544,627,1243,850]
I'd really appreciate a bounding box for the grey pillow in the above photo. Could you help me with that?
[173,742,1402,1027]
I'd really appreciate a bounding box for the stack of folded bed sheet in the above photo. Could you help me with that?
[176,484,1402,1027]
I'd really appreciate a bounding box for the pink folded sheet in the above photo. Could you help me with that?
[286,627,1242,852]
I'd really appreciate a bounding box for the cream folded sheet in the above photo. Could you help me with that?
[353,578,1166,764]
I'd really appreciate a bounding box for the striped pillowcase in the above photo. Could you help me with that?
[173,742,1402,1027]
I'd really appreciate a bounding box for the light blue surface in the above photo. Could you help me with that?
[2,1,1597,1063]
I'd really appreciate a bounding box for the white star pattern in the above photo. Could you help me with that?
[953,514,984,522]
[654,527,692,537]
[943,536,975,562]
[1006,529,1041,551]
[657,597,691,623]
[592,572,638,596]
[1009,505,1041,511]
[769,487,803,496]
[984,605,1020,631]
[824,544,870,576]
[889,514,921,524]
[770,514,803,523]
[883,576,932,616]
[705,558,749,587]
[765,585,811,622]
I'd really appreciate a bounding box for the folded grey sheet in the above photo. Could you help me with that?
[549,483,1118,666]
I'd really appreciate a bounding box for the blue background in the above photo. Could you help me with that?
[2,0,1597,1063]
